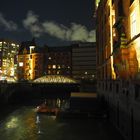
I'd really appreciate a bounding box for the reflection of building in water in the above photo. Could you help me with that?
[36,115,40,124]
[44,98,69,110]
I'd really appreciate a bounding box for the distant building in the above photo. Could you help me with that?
[17,39,44,80]
[46,46,72,76]
[71,42,96,81]
[0,39,19,79]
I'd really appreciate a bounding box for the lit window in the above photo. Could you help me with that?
[58,65,61,69]
[85,72,88,75]
[57,71,60,74]
[11,43,15,46]
[131,10,137,38]
[48,70,51,74]
[48,57,52,60]
[52,65,56,69]
[19,62,23,67]
[48,65,51,69]
[29,46,35,54]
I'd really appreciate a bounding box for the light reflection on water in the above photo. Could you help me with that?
[0,106,124,140]
[0,107,68,140]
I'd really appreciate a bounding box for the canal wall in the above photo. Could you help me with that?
[97,80,140,140]
[0,83,80,105]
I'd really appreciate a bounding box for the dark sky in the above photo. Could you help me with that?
[0,0,96,46]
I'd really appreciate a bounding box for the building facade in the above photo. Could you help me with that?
[46,46,72,76]
[72,42,96,81]
[96,1,140,140]
[17,39,44,80]
[97,0,140,80]
[0,39,19,79]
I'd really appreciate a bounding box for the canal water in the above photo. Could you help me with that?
[0,106,124,140]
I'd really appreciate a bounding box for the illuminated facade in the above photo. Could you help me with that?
[96,1,140,140]
[96,0,140,80]
[17,39,44,80]
[0,39,19,79]
[47,46,72,76]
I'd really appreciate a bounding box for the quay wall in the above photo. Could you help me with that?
[97,80,140,140]
[0,83,79,105]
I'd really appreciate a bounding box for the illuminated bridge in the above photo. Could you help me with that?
[31,75,79,100]
[0,75,80,104]
[33,75,77,84]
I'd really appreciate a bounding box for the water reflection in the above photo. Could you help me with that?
[0,106,124,140]
[36,114,42,135]
[6,117,18,129]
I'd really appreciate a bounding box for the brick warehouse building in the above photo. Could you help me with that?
[96,0,140,140]
[17,39,45,80]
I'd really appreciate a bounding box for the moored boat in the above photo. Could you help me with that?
[36,101,59,115]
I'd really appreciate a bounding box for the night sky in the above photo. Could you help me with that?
[0,0,96,46]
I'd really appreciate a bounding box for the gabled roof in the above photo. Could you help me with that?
[18,38,36,54]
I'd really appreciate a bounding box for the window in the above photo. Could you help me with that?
[131,10,137,38]
[58,65,61,69]
[57,71,60,75]
[48,65,51,69]
[29,46,35,54]
[19,62,23,67]
[48,70,51,74]
[52,65,56,69]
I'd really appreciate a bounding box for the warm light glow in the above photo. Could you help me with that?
[10,68,14,76]
[130,1,140,39]
[110,1,116,79]
[48,65,51,69]
[58,65,61,69]
[57,71,60,74]
[34,75,77,83]
[11,43,15,46]
[19,62,23,67]
[48,57,52,60]
[52,65,56,69]
[6,117,18,129]
[131,10,137,38]
[135,38,140,72]
[29,46,35,54]
[85,72,88,75]
[95,0,100,8]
